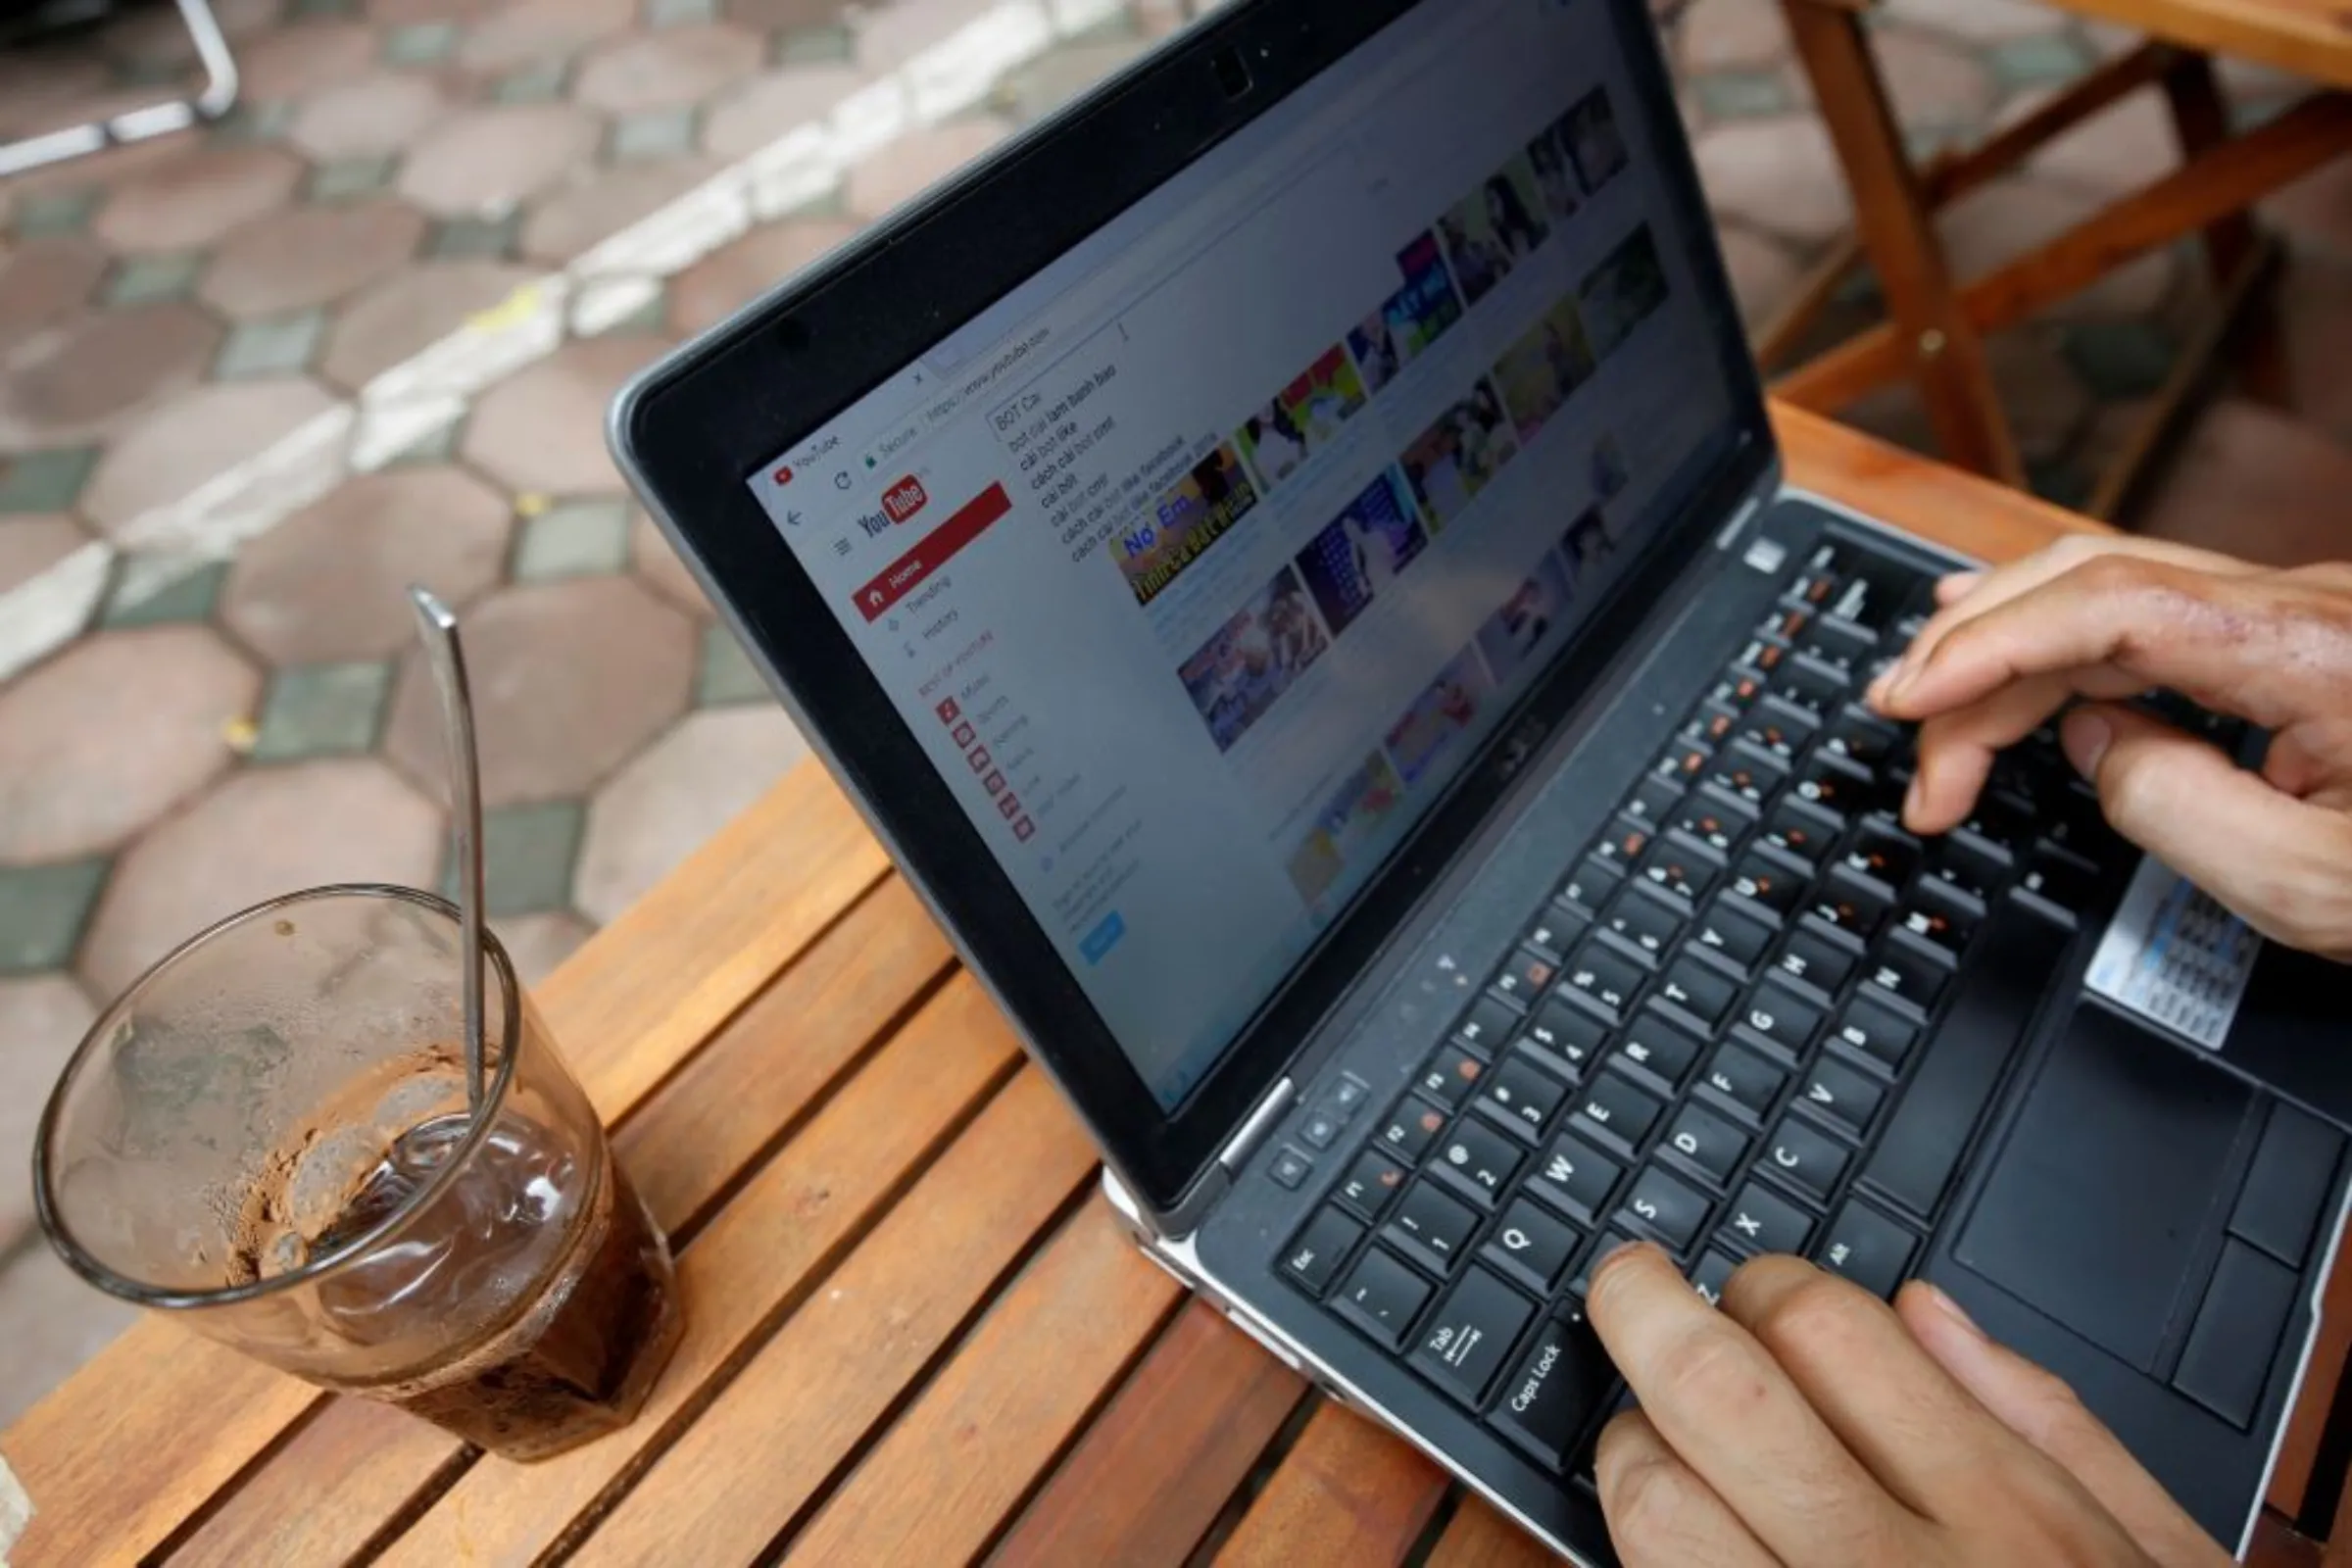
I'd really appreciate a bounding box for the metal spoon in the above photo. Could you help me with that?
[406,586,487,1118]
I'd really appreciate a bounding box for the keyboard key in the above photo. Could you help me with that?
[1835,995,1919,1075]
[1723,1181,1816,1254]
[1285,1206,1365,1295]
[1662,1102,1750,1188]
[1740,980,1824,1059]
[1691,1248,1741,1306]
[1334,1247,1434,1349]
[1894,889,1977,960]
[1639,836,1723,905]
[1793,755,1876,816]
[1798,1056,1884,1139]
[1619,1163,1713,1253]
[1413,1267,1537,1407]
[1574,1071,1665,1152]
[1774,924,1857,995]
[1711,668,1767,711]
[1271,1146,1314,1188]
[1655,739,1712,783]
[1337,1148,1409,1221]
[1615,1013,1704,1090]
[1926,836,2006,904]
[1864,940,1950,1011]
[1299,1107,1344,1150]
[1806,875,1891,944]
[1760,799,1841,867]
[1840,820,1921,887]
[1798,617,1876,677]
[1770,658,1847,720]
[1378,1096,1451,1161]
[1330,1075,1370,1114]
[1563,941,1644,1016]
[1432,1116,1525,1205]
[1524,997,1606,1079]
[1758,604,1811,645]
[1692,899,1774,971]
[1733,701,1814,763]
[1705,745,1788,808]
[1702,1041,1787,1122]
[1523,907,1585,961]
[1483,1053,1569,1138]
[1491,948,1558,1004]
[1959,791,2034,859]
[1391,1181,1479,1270]
[1827,555,1929,637]
[1629,773,1686,822]
[1592,818,1652,872]
[1417,1045,1486,1108]
[1822,709,1902,772]
[1674,793,1755,856]
[2019,847,2100,918]
[1601,886,1684,965]
[1559,856,1624,916]
[1490,1315,1614,1471]
[1455,997,1518,1055]
[1761,1113,1851,1204]
[1657,956,1738,1028]
[1861,903,2065,1219]
[1530,1134,1626,1222]
[1728,854,1803,920]
[1686,699,1740,745]
[1816,1201,1918,1299]
[1488,1198,1581,1292]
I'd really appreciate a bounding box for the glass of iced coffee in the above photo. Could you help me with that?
[32,885,683,1462]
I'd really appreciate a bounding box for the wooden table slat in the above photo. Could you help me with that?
[373,974,1026,1568]
[771,1200,1184,1567]
[1213,1401,1449,1566]
[986,1299,1310,1568]
[1426,1494,1558,1568]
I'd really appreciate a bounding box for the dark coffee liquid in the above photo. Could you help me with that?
[373,1163,680,1460]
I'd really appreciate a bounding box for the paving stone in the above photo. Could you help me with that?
[514,496,635,581]
[11,189,99,238]
[650,0,720,24]
[200,199,426,317]
[846,117,1013,220]
[574,706,809,923]
[382,20,460,64]
[2062,318,2179,400]
[463,333,671,495]
[2272,254,2352,438]
[448,801,587,916]
[321,259,537,389]
[1693,115,1852,246]
[0,861,110,974]
[1690,71,1790,121]
[78,758,443,998]
[399,104,603,217]
[212,100,300,144]
[520,158,717,265]
[460,0,638,72]
[576,23,763,113]
[426,212,523,261]
[214,311,328,379]
[0,1246,141,1433]
[672,216,859,333]
[2141,398,2352,568]
[0,449,99,514]
[387,417,466,466]
[81,378,338,536]
[102,250,204,306]
[234,19,378,100]
[92,144,302,252]
[251,661,394,761]
[221,466,513,663]
[492,58,572,103]
[697,621,770,706]
[100,560,227,627]
[2266,158,2352,267]
[1985,31,2091,93]
[632,512,710,612]
[0,975,100,1245]
[0,516,91,598]
[382,576,697,808]
[289,0,361,18]
[772,21,855,63]
[0,303,221,450]
[2032,90,2176,196]
[1868,24,1994,131]
[1716,222,1802,329]
[595,284,673,335]
[1677,0,1789,72]
[308,153,401,203]
[0,239,106,353]
[493,910,593,985]
[0,625,259,862]
[702,64,865,160]
[1936,177,2175,320]
[1879,0,2066,41]
[853,0,997,69]
[995,36,1147,122]
[287,71,450,161]
[612,106,702,161]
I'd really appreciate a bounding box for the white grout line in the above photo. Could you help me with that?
[0,0,1132,683]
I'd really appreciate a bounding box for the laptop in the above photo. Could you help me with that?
[612,1,2352,1558]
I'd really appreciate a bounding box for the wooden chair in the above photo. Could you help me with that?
[1766,0,2352,518]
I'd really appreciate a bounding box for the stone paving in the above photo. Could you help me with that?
[4,0,2352,1422]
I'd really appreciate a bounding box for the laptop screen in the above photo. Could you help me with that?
[746,0,1742,1109]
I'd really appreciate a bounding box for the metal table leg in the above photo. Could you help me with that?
[0,0,239,178]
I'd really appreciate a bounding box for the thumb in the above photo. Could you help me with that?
[1897,1283,2230,1567]
[2061,703,2352,956]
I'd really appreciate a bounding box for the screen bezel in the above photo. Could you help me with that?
[612,0,1776,1215]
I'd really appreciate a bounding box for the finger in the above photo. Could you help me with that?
[1900,1283,2230,1568]
[1933,570,1984,607]
[1595,1409,1779,1568]
[1721,1257,2077,1530]
[1587,1244,1916,1564]
[1901,672,2077,835]
[2064,704,2352,959]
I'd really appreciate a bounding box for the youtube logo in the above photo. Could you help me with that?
[771,464,794,485]
[881,476,928,524]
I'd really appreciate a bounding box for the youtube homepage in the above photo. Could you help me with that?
[749,0,1736,1108]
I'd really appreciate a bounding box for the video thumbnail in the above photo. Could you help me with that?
[1562,506,1617,579]
[1238,344,1369,490]
[1591,430,1631,502]
[1111,443,1259,608]
[1178,564,1330,753]
[1285,752,1408,905]
[1439,152,1551,308]
[1581,224,1669,359]
[1527,121,1582,225]
[1293,467,1429,636]
[1475,549,1575,684]
[1560,86,1630,195]
[1398,377,1520,531]
[1382,230,1467,364]
[1385,646,1492,787]
[1490,296,1598,442]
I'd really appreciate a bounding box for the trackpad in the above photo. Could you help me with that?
[1954,1004,2253,1373]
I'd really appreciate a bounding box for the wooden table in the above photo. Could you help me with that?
[4,405,2344,1566]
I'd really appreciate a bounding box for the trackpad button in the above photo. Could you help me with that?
[1955,1004,2253,1372]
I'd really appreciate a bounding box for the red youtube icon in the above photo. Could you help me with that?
[881,475,928,524]
[936,698,959,724]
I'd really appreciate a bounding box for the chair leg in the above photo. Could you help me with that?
[2162,51,2292,406]
[1780,0,2025,484]
[0,0,239,178]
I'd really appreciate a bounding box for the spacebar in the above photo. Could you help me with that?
[1860,900,2070,1220]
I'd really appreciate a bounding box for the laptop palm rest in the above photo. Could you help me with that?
[1953,1004,2252,1372]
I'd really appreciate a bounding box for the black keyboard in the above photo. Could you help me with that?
[1273,535,2132,1480]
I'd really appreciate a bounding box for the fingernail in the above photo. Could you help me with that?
[1591,1236,1647,1291]
[2062,710,2114,778]
[1922,1282,1987,1342]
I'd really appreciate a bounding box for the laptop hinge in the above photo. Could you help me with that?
[1713,492,1766,554]
[1219,1076,1296,1174]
